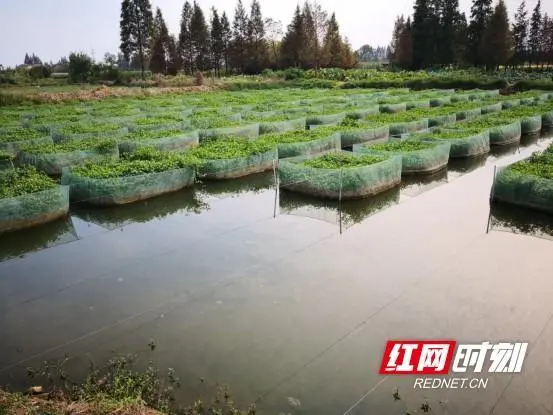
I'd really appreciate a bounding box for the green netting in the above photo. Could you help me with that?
[424,130,490,158]
[0,136,54,153]
[380,103,407,114]
[345,106,379,120]
[429,96,452,107]
[492,167,553,215]
[542,111,553,129]
[353,141,451,174]
[306,113,346,126]
[62,167,195,206]
[340,125,390,147]
[283,106,324,115]
[520,115,542,134]
[126,121,191,133]
[406,100,431,110]
[485,90,500,98]
[520,97,537,105]
[0,156,15,170]
[259,117,307,134]
[278,153,402,200]
[456,107,482,121]
[50,125,128,142]
[0,185,69,233]
[276,132,341,159]
[18,145,119,176]
[389,119,429,136]
[198,148,277,180]
[199,123,260,141]
[502,99,521,109]
[490,121,522,145]
[118,130,199,154]
[429,114,457,127]
[450,94,470,103]
[481,102,503,114]
[468,91,488,100]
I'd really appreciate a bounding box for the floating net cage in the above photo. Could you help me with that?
[0,185,70,233]
[62,167,196,206]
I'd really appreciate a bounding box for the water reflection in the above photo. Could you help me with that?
[0,217,77,262]
[448,154,488,178]
[489,202,553,241]
[400,168,449,198]
[278,186,401,229]
[197,172,276,200]
[71,188,209,230]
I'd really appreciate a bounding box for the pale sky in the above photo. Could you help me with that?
[0,0,550,67]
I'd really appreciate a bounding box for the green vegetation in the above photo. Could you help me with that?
[19,138,117,154]
[58,122,123,135]
[0,127,47,143]
[303,152,386,169]
[462,112,519,128]
[121,128,192,141]
[0,167,57,199]
[258,129,332,144]
[190,136,275,160]
[71,147,198,179]
[508,146,553,180]
[429,127,487,139]
[191,115,242,129]
[133,114,185,126]
[367,140,435,152]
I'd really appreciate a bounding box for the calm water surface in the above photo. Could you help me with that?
[1,132,553,414]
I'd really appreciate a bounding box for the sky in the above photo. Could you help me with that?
[1,0,551,67]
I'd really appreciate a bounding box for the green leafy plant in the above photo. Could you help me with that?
[0,167,57,199]
[303,152,386,169]
[19,138,117,154]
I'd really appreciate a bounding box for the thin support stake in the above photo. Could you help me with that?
[339,165,343,235]
[273,159,278,218]
[486,165,498,234]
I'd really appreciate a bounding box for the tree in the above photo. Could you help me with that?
[529,0,542,65]
[539,13,549,68]
[265,18,283,66]
[481,0,511,70]
[231,0,249,72]
[210,8,224,76]
[545,15,553,67]
[221,12,232,73]
[150,7,170,74]
[390,15,406,64]
[397,17,414,68]
[178,1,193,74]
[439,0,463,66]
[306,1,328,68]
[300,1,318,69]
[68,52,93,82]
[412,0,435,69]
[120,0,154,79]
[512,1,528,67]
[104,52,118,66]
[321,13,343,68]
[166,35,181,75]
[189,1,210,71]
[280,5,304,68]
[467,0,493,66]
[246,0,268,73]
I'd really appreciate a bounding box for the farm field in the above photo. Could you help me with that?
[2,87,553,414]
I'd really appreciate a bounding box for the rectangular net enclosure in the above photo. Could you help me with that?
[0,185,69,233]
[62,167,195,206]
[278,150,402,200]
[491,149,553,215]
[197,149,278,180]
[413,128,491,159]
[259,117,307,135]
[117,129,200,154]
[17,140,120,176]
[353,139,451,175]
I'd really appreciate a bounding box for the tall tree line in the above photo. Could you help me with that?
[119,0,357,77]
[390,0,553,70]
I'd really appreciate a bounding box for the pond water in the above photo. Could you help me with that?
[1,132,553,415]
